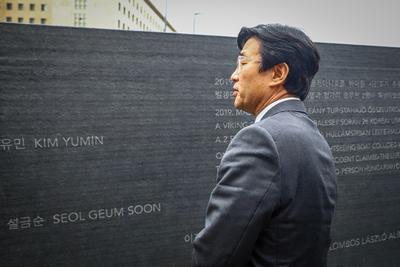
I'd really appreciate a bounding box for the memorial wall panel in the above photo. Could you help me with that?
[0,24,399,266]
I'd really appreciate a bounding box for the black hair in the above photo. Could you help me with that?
[237,24,320,101]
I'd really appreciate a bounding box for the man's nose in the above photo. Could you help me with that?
[230,67,239,81]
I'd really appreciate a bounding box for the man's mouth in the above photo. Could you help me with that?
[232,86,239,97]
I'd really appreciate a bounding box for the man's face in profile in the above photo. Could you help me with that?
[230,37,274,115]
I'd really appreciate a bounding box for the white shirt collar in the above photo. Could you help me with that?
[255,97,300,123]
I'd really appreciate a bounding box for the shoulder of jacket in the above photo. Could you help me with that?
[232,123,276,146]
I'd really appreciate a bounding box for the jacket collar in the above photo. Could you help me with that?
[261,99,307,121]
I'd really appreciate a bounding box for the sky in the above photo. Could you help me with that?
[151,0,400,47]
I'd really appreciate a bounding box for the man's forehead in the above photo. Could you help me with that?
[240,37,261,56]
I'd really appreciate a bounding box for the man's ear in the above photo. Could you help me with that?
[270,63,289,86]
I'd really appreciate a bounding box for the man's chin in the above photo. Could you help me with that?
[233,100,241,110]
[233,100,246,112]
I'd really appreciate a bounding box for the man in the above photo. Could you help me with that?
[192,24,337,267]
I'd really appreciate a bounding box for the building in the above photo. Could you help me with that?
[0,0,176,32]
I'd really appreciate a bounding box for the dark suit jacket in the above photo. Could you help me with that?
[192,100,337,267]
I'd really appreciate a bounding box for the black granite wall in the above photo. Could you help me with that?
[0,24,399,266]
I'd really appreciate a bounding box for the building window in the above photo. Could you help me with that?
[122,23,125,30]
[41,18,46,24]
[118,2,121,11]
[118,20,120,28]
[6,17,12,22]
[18,17,23,23]
[29,18,35,24]
[41,4,47,11]
[30,4,35,11]
[132,14,134,22]
[123,7,126,15]
[128,11,130,19]
[18,3,24,10]
[74,13,86,27]
[6,3,12,10]
[74,0,87,10]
